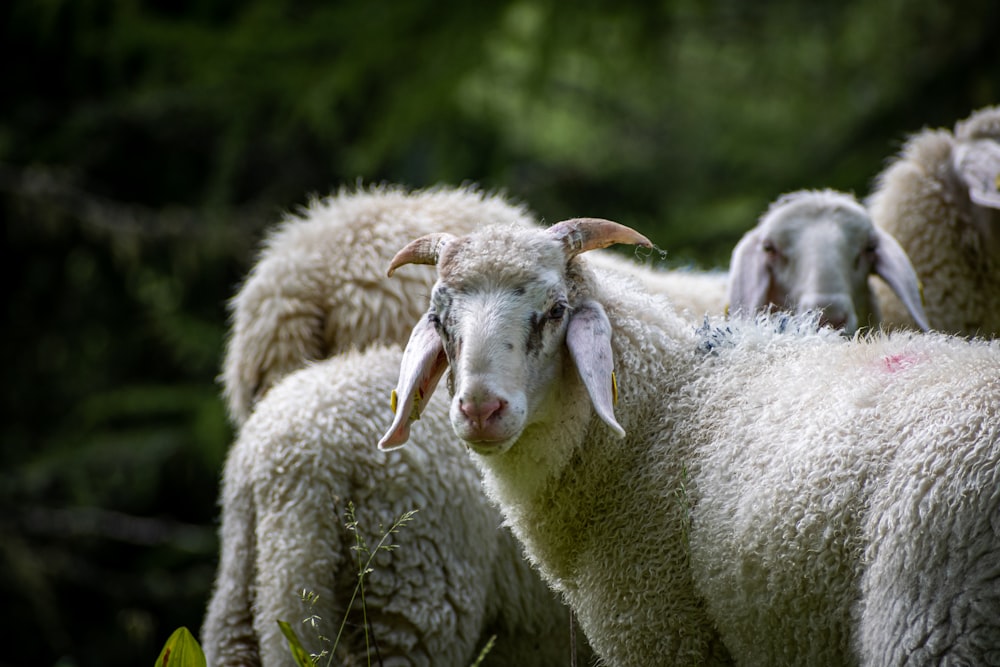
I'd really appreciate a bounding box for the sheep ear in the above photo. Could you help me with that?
[566,300,625,439]
[727,227,770,317]
[953,139,1000,210]
[871,228,931,332]
[378,315,449,450]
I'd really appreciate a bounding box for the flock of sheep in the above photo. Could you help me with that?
[201,106,999,666]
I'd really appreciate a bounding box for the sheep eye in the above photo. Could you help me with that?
[428,312,442,328]
[857,240,878,268]
[762,240,777,255]
[547,302,567,321]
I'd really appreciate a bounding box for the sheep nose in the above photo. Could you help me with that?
[459,396,506,427]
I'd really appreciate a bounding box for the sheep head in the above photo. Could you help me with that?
[378,218,651,453]
[728,189,929,333]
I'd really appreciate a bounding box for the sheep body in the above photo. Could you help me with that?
[201,344,588,666]
[868,105,1000,336]
[380,220,1000,666]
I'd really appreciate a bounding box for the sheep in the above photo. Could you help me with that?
[867,105,1000,337]
[378,217,1000,666]
[201,343,593,666]
[221,183,537,427]
[728,188,929,334]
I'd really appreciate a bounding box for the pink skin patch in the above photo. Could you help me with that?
[881,353,917,373]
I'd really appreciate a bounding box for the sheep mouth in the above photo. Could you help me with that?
[462,436,518,456]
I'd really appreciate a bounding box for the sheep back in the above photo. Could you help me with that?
[687,327,1000,665]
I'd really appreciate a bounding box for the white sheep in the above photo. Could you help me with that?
[221,183,536,426]
[379,217,1000,666]
[728,188,929,333]
[867,105,1000,336]
[201,344,592,666]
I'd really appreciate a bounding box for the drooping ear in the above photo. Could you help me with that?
[727,227,771,317]
[378,315,449,450]
[566,300,625,439]
[871,228,930,332]
[953,139,1000,210]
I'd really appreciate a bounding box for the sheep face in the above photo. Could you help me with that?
[430,263,567,453]
[729,190,929,333]
[379,219,649,453]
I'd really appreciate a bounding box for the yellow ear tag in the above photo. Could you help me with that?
[611,371,619,405]
[409,389,423,422]
[391,388,425,421]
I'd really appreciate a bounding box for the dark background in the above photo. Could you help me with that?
[2,1,997,665]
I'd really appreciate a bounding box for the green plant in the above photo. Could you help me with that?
[155,627,206,667]
[278,501,419,667]
[468,634,497,667]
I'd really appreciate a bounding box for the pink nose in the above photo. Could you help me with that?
[459,397,506,427]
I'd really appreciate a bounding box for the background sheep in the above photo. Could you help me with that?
[867,105,1000,337]
[728,188,928,334]
[380,218,1000,666]
[201,344,591,666]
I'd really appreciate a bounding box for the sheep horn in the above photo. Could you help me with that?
[387,232,457,277]
[547,218,653,260]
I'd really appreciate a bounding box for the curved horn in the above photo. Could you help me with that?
[387,232,457,277]
[547,218,653,260]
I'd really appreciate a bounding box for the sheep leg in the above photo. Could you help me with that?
[201,444,263,667]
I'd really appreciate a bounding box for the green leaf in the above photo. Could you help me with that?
[277,620,316,667]
[155,627,206,667]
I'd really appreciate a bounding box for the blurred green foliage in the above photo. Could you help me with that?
[1,0,996,665]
